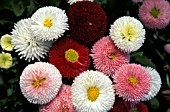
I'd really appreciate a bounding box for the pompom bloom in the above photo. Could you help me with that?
[11,18,52,62]
[19,62,62,104]
[71,70,115,112]
[31,6,69,41]
[113,64,151,102]
[68,0,94,5]
[0,52,12,69]
[39,84,75,112]
[0,34,13,51]
[109,16,145,52]
[67,1,107,44]
[49,37,90,79]
[139,0,170,29]
[141,67,162,101]
[91,36,129,75]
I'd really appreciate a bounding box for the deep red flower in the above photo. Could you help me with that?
[49,37,90,79]
[67,1,107,44]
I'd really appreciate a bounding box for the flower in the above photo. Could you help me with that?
[30,6,69,41]
[139,0,170,29]
[68,0,94,5]
[49,37,90,79]
[109,16,145,52]
[110,97,128,112]
[39,84,75,112]
[91,36,130,75]
[67,1,107,44]
[127,102,148,112]
[141,67,162,101]
[71,70,115,112]
[11,18,52,62]
[0,34,13,51]
[19,62,62,104]
[0,52,12,69]
[113,64,151,102]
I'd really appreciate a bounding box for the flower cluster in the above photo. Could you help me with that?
[2,0,170,111]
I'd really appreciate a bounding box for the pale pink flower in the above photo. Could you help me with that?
[91,36,129,75]
[113,64,151,102]
[39,84,75,112]
[139,0,170,29]
[19,62,62,104]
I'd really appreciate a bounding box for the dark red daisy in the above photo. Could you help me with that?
[49,37,90,79]
[67,1,107,44]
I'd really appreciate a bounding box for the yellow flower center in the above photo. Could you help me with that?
[121,23,138,41]
[43,18,53,28]
[150,7,160,18]
[33,77,46,88]
[87,87,100,101]
[62,105,66,112]
[108,53,116,60]
[128,77,137,86]
[65,49,79,63]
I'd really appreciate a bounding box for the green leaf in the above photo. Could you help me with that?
[131,52,156,68]
[150,97,160,109]
[0,0,27,16]
[26,0,39,17]
[166,74,170,88]
[7,88,13,96]
[0,75,4,85]
[0,19,13,25]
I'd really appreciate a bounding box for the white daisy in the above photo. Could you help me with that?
[71,70,115,112]
[109,16,145,52]
[11,18,52,62]
[142,67,162,101]
[30,6,69,41]
[68,0,94,5]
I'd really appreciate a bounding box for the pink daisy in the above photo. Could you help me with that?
[139,0,170,29]
[91,36,129,75]
[19,62,62,104]
[39,84,75,112]
[112,64,151,102]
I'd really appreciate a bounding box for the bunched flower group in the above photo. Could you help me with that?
[1,0,166,111]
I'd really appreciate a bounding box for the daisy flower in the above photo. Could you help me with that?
[19,62,62,104]
[141,67,162,101]
[109,16,145,52]
[39,84,75,112]
[71,70,115,112]
[11,18,52,62]
[49,37,90,79]
[67,1,107,44]
[139,0,170,29]
[91,36,130,75]
[0,34,13,51]
[68,0,94,5]
[0,52,12,69]
[113,64,151,102]
[31,6,69,41]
